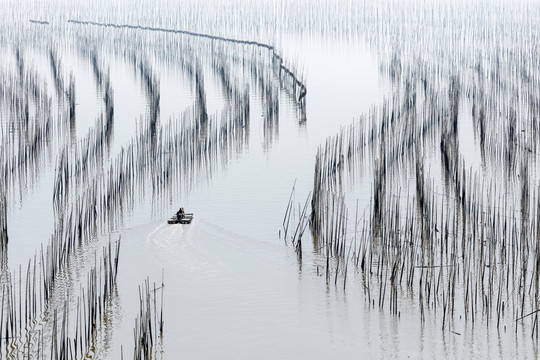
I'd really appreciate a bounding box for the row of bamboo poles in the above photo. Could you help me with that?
[1,11,307,356]
[279,0,540,339]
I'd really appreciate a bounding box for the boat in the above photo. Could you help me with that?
[167,213,194,224]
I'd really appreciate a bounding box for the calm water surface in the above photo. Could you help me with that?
[2,1,539,358]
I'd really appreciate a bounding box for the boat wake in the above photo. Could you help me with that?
[144,218,224,277]
[146,221,187,258]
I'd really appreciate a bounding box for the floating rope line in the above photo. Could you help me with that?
[67,19,307,103]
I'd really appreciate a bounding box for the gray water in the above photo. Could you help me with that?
[2,0,540,358]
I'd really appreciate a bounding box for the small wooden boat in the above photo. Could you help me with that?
[167,213,194,224]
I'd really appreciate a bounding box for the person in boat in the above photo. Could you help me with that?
[176,208,185,220]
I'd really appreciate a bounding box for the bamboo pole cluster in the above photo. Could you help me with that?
[0,238,120,359]
[302,0,540,337]
[131,277,164,360]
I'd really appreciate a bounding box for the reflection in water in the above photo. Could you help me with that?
[132,277,164,360]
[0,237,120,358]
[68,19,307,108]
[0,6,306,358]
[2,0,539,358]
[300,1,540,357]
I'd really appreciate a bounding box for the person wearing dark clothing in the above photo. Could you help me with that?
[176,208,185,220]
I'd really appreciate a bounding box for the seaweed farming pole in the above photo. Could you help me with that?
[67,19,307,103]
[132,277,164,360]
[0,193,7,252]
